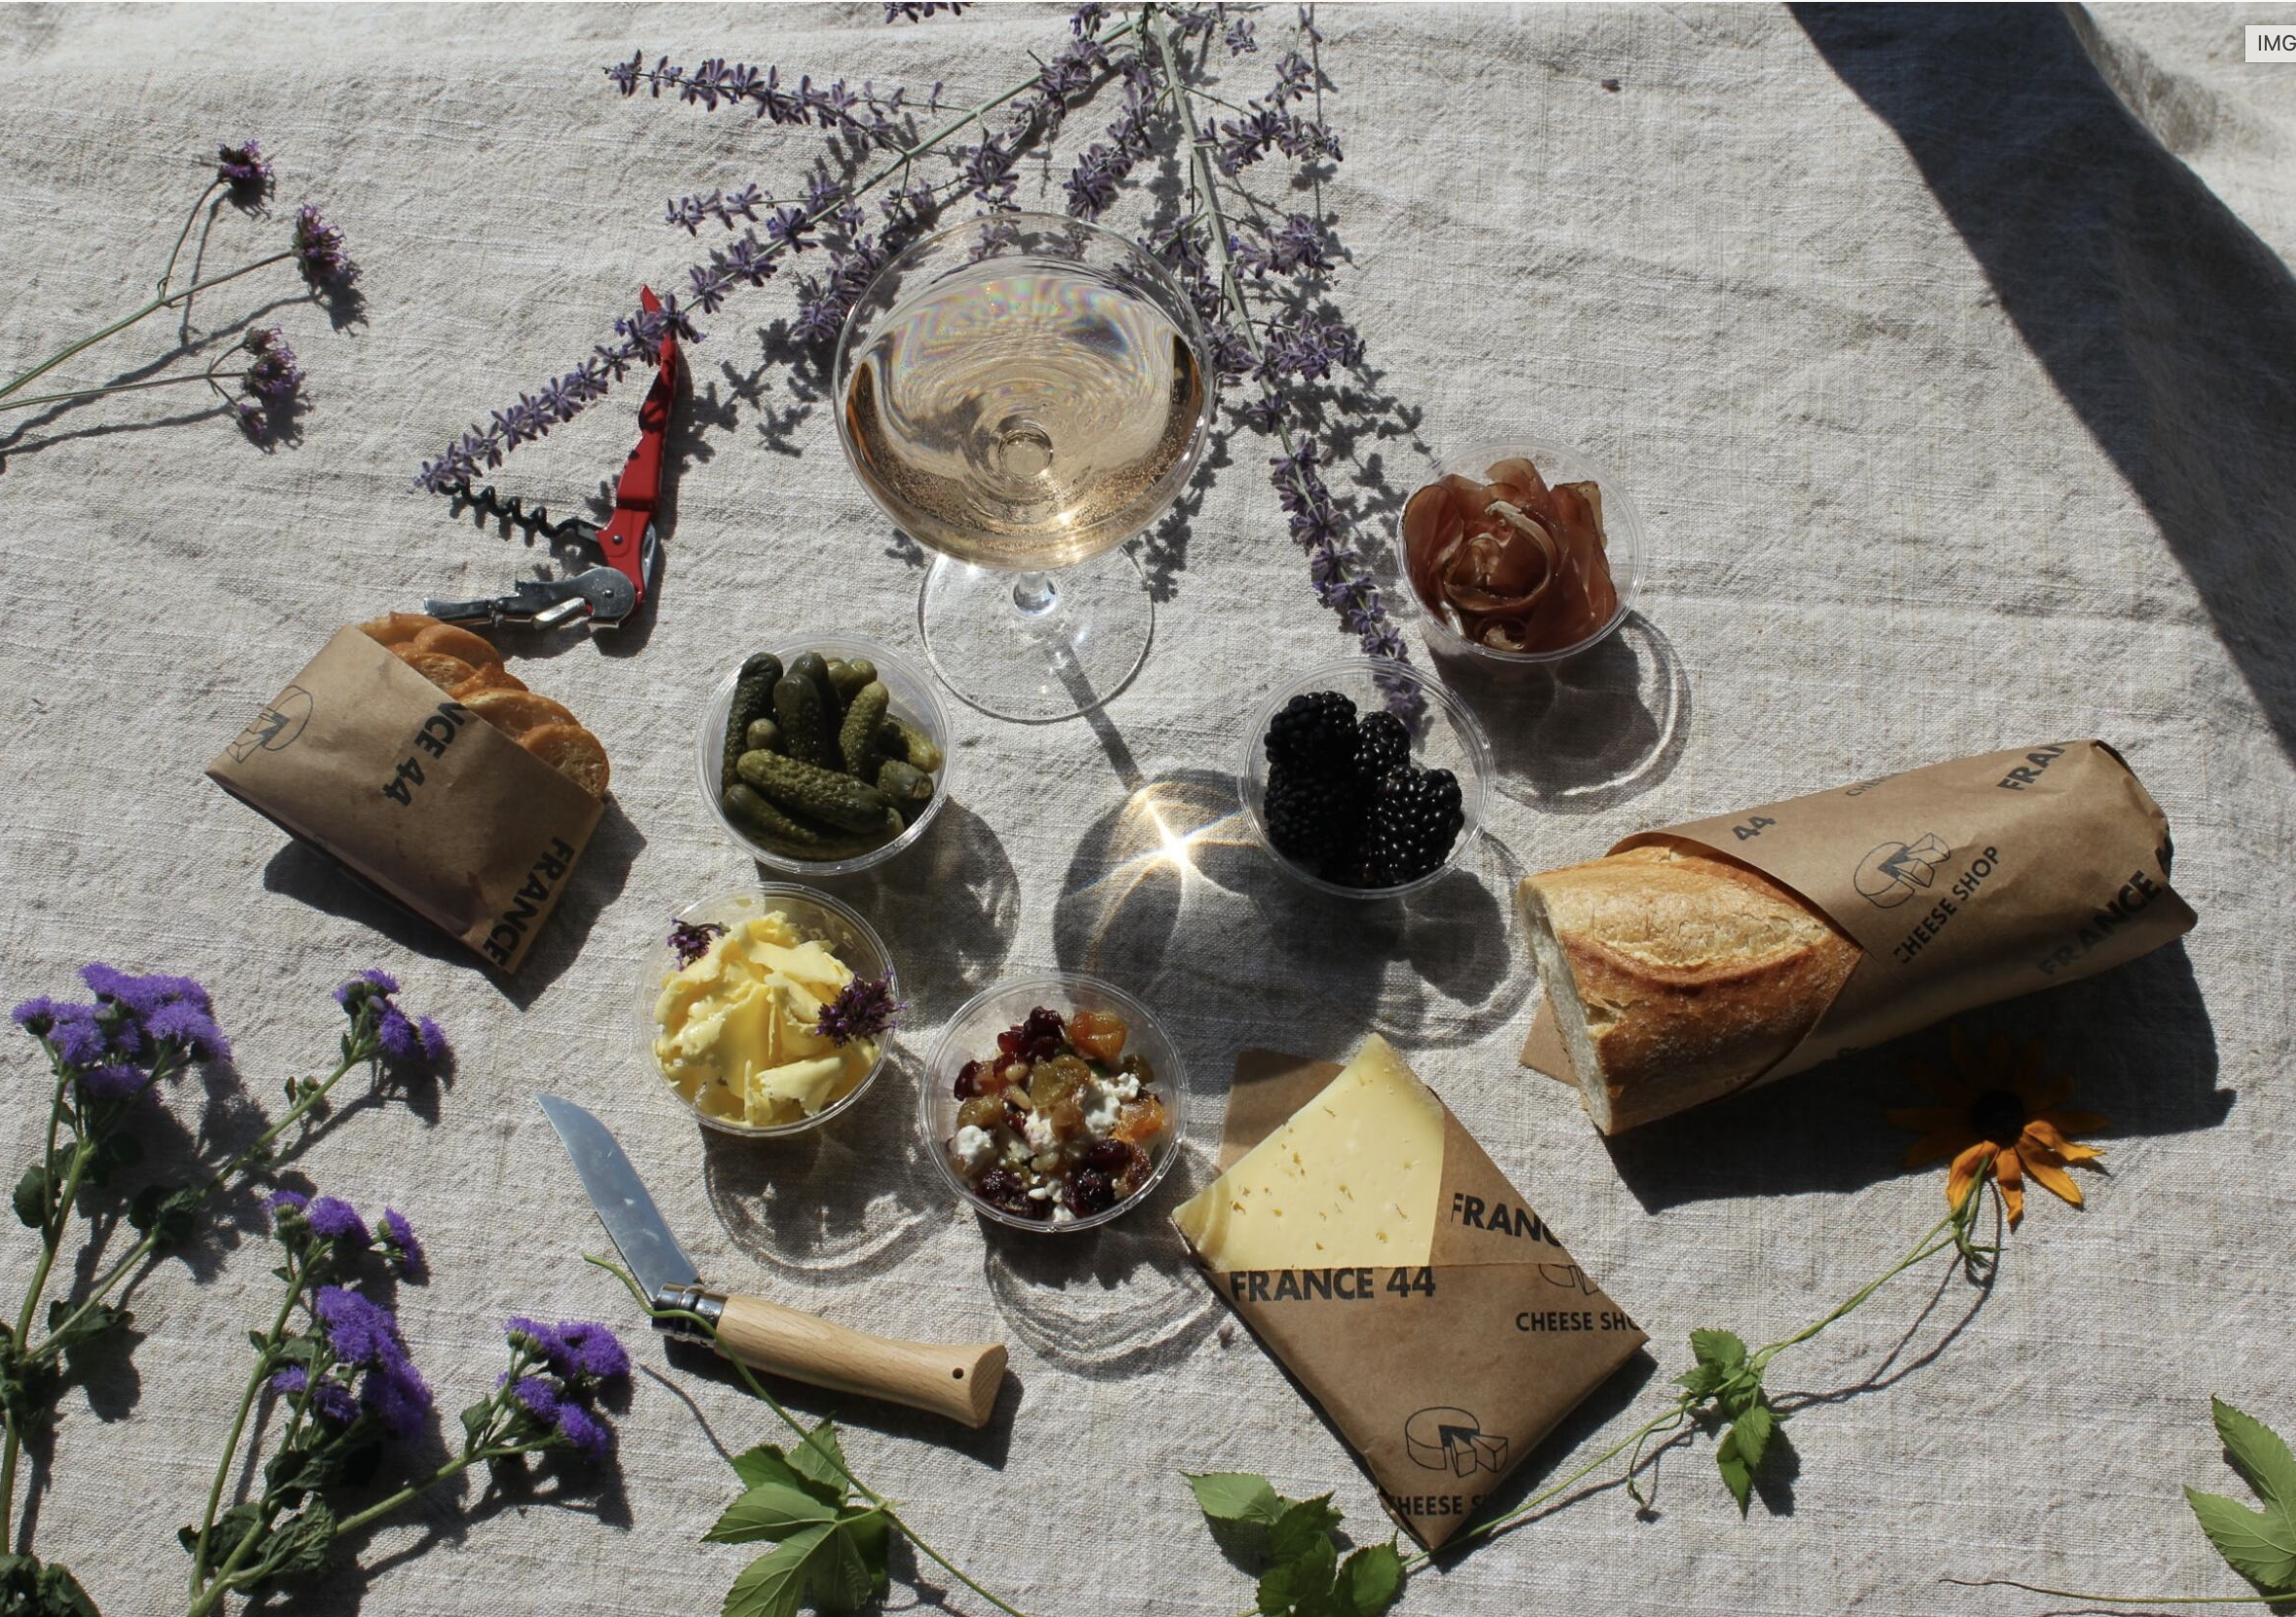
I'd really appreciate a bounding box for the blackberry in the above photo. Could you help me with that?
[1264,690,1359,774]
[1355,767,1465,886]
[1264,766,1365,877]
[1351,711,1411,785]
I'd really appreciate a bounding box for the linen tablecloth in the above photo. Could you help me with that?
[4,4,2292,1612]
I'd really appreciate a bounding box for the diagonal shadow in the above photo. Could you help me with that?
[1795,3,2296,763]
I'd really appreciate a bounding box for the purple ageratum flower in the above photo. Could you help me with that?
[10,997,63,1037]
[268,1189,310,1220]
[339,970,449,1072]
[506,1316,569,1368]
[360,1356,432,1440]
[270,1365,359,1425]
[814,977,904,1048]
[312,1285,408,1370]
[305,1196,370,1248]
[378,1207,426,1280]
[336,969,400,1005]
[554,1320,630,1383]
[552,1400,610,1459]
[290,203,358,289]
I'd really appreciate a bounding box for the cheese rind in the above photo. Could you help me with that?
[1173,1035,1446,1270]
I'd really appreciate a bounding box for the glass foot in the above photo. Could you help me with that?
[917,547,1154,724]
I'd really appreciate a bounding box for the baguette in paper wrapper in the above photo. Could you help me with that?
[1173,1039,1645,1549]
[1518,740,2196,1132]
[206,628,602,974]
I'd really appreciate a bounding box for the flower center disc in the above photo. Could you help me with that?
[1968,1087,2027,1147]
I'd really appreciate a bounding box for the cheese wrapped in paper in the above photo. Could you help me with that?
[1175,1039,1645,1550]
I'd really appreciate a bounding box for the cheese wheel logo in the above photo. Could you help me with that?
[1853,832,1951,909]
[1403,1408,1509,1477]
[227,686,313,763]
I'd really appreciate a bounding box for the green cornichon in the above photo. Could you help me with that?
[722,782,826,845]
[886,715,944,773]
[737,748,890,832]
[771,675,838,770]
[829,658,878,702]
[840,681,890,780]
[877,758,934,812]
[744,718,781,753]
[721,652,783,786]
[786,651,842,725]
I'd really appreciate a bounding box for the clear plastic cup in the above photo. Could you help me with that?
[918,973,1185,1235]
[1397,437,1648,665]
[636,884,899,1138]
[694,636,953,877]
[1236,659,1493,901]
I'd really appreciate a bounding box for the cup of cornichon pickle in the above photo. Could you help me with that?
[696,636,954,876]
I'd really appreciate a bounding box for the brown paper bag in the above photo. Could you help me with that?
[1521,739,2196,1118]
[206,628,603,973]
[1184,1050,1647,1549]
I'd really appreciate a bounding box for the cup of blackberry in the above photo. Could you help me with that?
[1238,660,1492,899]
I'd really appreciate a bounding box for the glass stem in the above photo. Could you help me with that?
[1012,572,1059,617]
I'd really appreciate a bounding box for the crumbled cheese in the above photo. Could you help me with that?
[1022,1110,1058,1154]
[951,1125,997,1173]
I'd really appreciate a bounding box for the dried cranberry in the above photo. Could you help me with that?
[1082,1138,1137,1174]
[997,1006,1067,1062]
[953,1060,990,1099]
[973,1168,1030,1212]
[1064,1168,1116,1217]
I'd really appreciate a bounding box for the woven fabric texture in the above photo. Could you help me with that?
[1,4,2290,1613]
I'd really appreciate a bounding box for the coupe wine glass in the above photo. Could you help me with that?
[834,212,1214,724]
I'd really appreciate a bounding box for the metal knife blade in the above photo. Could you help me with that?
[537,1096,701,1301]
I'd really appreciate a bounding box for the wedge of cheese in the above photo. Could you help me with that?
[1173,1035,1446,1270]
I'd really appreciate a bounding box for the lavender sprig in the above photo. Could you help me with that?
[815,975,907,1047]
[666,916,726,968]
[415,14,1139,495]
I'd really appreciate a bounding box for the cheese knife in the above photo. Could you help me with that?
[538,1095,1007,1427]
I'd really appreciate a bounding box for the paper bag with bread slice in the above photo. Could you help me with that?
[206,626,604,973]
[1174,1038,1646,1549]
[1519,739,2196,1133]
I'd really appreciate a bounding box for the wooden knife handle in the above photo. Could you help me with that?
[711,1293,1008,1428]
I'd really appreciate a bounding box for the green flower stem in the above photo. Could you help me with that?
[0,251,293,403]
[160,180,224,302]
[34,1034,374,1362]
[1941,1578,2296,1605]
[189,1249,305,1597]
[0,371,255,412]
[588,1254,1035,1617]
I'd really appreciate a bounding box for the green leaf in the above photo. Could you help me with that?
[126,1182,202,1246]
[837,1505,891,1600]
[1185,1471,1286,1526]
[1689,1328,1746,1371]
[1730,1400,1776,1474]
[1269,1494,1342,1564]
[0,1551,102,1617]
[2184,1398,2296,1591]
[1719,1371,1766,1420]
[729,1442,844,1508]
[786,1420,850,1499]
[721,1524,873,1617]
[460,1398,492,1449]
[181,1503,265,1564]
[43,1300,127,1357]
[2214,1397,2296,1516]
[1714,1428,1754,1516]
[257,1501,337,1578]
[705,1482,843,1545]
[1674,1361,1726,1399]
[13,1165,51,1230]
[1338,1540,1405,1616]
[2186,1488,2296,1590]
[1257,1528,1337,1616]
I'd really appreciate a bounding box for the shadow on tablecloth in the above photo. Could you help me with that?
[1797,3,2296,766]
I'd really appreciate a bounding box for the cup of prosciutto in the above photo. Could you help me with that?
[1398,439,1646,665]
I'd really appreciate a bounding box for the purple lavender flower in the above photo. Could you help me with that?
[814,977,904,1047]
[312,1285,407,1369]
[378,1207,426,1280]
[216,139,273,206]
[762,205,813,251]
[305,1196,371,1247]
[883,1,964,20]
[666,917,726,969]
[1226,17,1258,54]
[289,203,358,289]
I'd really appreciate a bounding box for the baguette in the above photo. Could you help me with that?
[1518,840,1861,1133]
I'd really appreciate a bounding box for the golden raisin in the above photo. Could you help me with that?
[956,1096,1007,1132]
[1112,1094,1166,1145]
[1070,1009,1129,1063]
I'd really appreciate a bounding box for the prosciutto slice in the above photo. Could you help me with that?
[1403,460,1619,654]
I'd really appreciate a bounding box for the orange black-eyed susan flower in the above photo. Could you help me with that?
[1888,1025,2106,1225]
